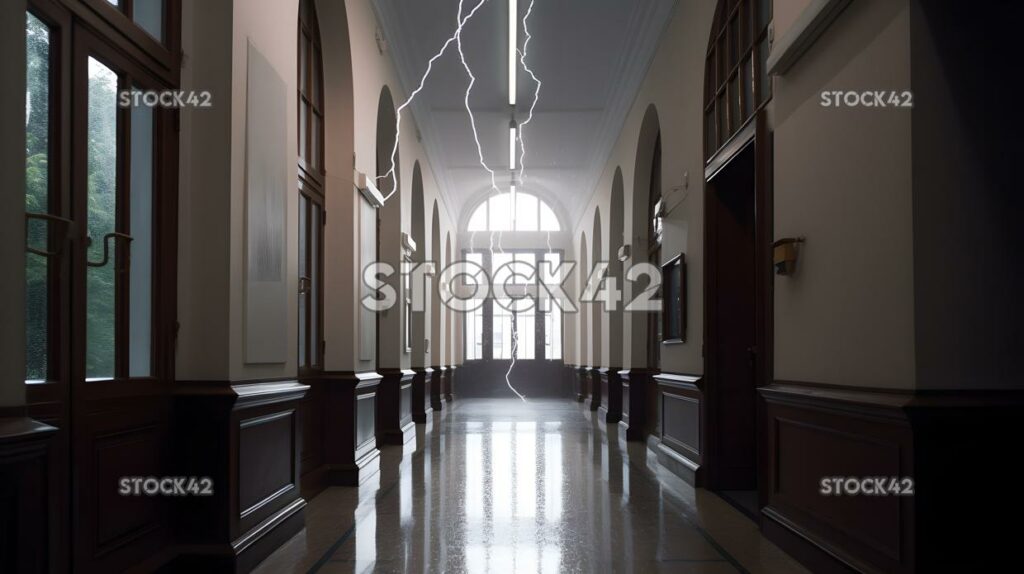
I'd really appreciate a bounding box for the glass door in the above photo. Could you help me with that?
[67,27,175,572]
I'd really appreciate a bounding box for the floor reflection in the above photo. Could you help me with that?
[254,399,806,574]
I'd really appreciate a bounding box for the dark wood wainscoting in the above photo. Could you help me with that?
[322,372,381,487]
[456,360,570,398]
[430,367,446,411]
[574,366,587,402]
[598,368,623,423]
[411,368,434,423]
[377,369,416,446]
[172,381,309,573]
[0,417,57,573]
[760,382,1024,573]
[654,373,704,486]
[618,369,651,441]
[586,367,602,411]
[445,366,456,401]
[298,380,326,500]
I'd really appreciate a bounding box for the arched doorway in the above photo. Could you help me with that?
[603,169,625,423]
[588,208,603,412]
[625,103,662,441]
[429,201,444,411]
[576,232,589,400]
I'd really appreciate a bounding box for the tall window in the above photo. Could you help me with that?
[467,192,561,232]
[704,0,772,159]
[464,249,563,361]
[298,0,325,372]
[25,11,53,383]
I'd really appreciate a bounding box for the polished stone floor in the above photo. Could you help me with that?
[254,399,807,574]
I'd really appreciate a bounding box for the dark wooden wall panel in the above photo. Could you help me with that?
[239,411,296,522]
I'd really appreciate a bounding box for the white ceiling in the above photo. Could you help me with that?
[373,0,676,230]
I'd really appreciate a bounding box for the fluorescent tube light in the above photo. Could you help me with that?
[508,0,518,106]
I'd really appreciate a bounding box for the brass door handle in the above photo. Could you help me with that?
[25,213,74,258]
[86,232,133,269]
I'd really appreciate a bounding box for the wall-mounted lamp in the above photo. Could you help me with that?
[773,237,806,275]
[355,171,385,208]
[402,232,417,255]
[617,244,631,262]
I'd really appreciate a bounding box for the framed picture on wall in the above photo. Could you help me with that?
[662,254,686,343]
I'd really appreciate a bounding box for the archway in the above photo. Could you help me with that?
[588,208,603,412]
[375,85,400,372]
[576,232,589,400]
[429,201,444,410]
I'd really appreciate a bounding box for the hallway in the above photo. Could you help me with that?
[255,399,805,574]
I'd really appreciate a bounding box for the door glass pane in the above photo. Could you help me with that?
[311,203,320,365]
[134,0,164,42]
[25,12,50,383]
[517,306,535,360]
[129,98,154,377]
[488,194,512,231]
[514,193,537,231]
[298,196,308,367]
[493,301,512,359]
[539,202,559,231]
[547,310,562,360]
[86,57,119,381]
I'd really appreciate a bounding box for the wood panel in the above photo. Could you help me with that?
[654,373,704,485]
[171,381,308,572]
[760,382,1024,572]
[411,368,434,423]
[321,372,381,487]
[598,368,623,424]
[377,369,416,445]
[618,369,651,442]
[0,418,57,574]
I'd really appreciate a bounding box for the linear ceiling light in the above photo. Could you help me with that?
[509,123,518,169]
[508,0,518,106]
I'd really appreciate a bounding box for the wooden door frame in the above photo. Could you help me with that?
[702,111,773,509]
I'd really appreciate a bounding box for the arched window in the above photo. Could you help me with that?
[466,192,561,232]
[704,0,772,160]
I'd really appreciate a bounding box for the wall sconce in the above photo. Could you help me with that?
[617,244,631,262]
[402,232,417,255]
[773,237,805,275]
[355,171,385,208]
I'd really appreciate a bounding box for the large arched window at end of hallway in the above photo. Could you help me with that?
[298,0,325,373]
[466,191,561,232]
[704,0,772,161]
[462,190,564,364]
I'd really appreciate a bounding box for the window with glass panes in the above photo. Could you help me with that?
[463,249,563,361]
[704,0,772,161]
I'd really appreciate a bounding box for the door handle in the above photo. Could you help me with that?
[25,213,74,258]
[86,232,133,269]
[298,276,311,295]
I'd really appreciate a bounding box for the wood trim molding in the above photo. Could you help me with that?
[759,381,1024,572]
[767,0,852,75]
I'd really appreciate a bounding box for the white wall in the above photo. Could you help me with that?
[573,0,714,375]
[176,0,458,381]
[773,0,916,389]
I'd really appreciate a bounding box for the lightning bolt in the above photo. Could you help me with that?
[377,0,489,202]
[501,0,543,402]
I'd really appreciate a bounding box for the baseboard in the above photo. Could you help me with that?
[381,421,416,446]
[167,498,306,574]
[656,440,702,486]
[326,447,380,487]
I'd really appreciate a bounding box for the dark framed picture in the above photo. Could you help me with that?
[662,253,686,343]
